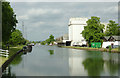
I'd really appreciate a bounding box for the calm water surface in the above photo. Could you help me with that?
[2,45,120,76]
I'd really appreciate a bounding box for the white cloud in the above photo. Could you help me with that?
[17,15,29,20]
[33,21,45,28]
[105,6,118,14]
[27,8,61,15]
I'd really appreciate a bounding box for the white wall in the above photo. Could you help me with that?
[68,18,88,46]
[69,26,73,41]
[72,25,85,42]
[102,41,120,48]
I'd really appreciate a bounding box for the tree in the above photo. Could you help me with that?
[81,16,105,46]
[2,2,18,43]
[45,35,55,45]
[9,29,26,46]
[40,41,46,45]
[105,20,120,36]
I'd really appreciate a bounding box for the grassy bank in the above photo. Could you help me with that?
[62,46,120,53]
[0,57,8,67]
[9,45,24,57]
[0,45,24,67]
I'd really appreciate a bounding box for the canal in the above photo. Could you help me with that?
[2,45,120,76]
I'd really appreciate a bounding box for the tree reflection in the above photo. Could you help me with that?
[82,58,104,76]
[105,53,118,76]
[105,60,118,76]
[10,52,23,65]
[2,66,16,78]
[11,46,32,65]
[48,50,54,55]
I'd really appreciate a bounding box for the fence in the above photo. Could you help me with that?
[0,49,9,58]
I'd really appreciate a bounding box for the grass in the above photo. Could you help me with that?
[0,57,8,67]
[9,45,25,57]
[62,46,120,53]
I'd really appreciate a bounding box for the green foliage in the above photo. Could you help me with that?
[41,41,46,45]
[9,29,26,46]
[45,35,55,45]
[109,46,112,52]
[105,20,120,36]
[81,16,105,46]
[2,2,18,43]
[40,35,55,45]
[82,58,104,76]
[48,50,54,55]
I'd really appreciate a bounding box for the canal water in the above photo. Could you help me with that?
[2,45,120,76]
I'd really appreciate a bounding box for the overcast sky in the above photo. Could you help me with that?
[10,2,118,41]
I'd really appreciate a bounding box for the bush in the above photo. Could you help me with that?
[41,41,46,45]
[104,49,107,52]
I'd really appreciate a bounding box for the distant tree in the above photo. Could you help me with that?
[2,2,18,43]
[46,35,55,45]
[9,29,26,46]
[81,16,105,46]
[41,41,46,45]
[105,20,120,36]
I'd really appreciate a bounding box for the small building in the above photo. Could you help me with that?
[103,36,110,42]
[102,36,120,48]
[108,36,120,41]
[56,34,71,46]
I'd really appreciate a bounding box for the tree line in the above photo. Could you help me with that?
[41,35,55,45]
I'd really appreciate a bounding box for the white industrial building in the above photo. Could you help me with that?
[68,18,88,46]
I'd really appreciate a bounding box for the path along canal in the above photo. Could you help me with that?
[2,45,120,76]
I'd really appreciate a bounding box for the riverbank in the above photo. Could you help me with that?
[61,46,120,53]
[0,57,8,68]
[0,45,24,67]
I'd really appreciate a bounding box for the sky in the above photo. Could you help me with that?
[10,2,118,41]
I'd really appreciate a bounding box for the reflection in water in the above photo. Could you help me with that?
[104,53,118,76]
[82,58,104,76]
[48,50,54,55]
[82,51,104,76]
[105,60,118,76]
[69,49,119,76]
[11,46,33,65]
[11,52,23,66]
[2,66,16,78]
[69,49,87,76]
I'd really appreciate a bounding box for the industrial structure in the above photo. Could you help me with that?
[68,18,88,46]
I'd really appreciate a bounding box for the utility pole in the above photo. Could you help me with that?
[25,25,27,40]
[22,21,24,38]
[22,21,27,40]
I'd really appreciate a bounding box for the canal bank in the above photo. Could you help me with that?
[0,45,24,67]
[61,46,120,53]
[0,46,23,78]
